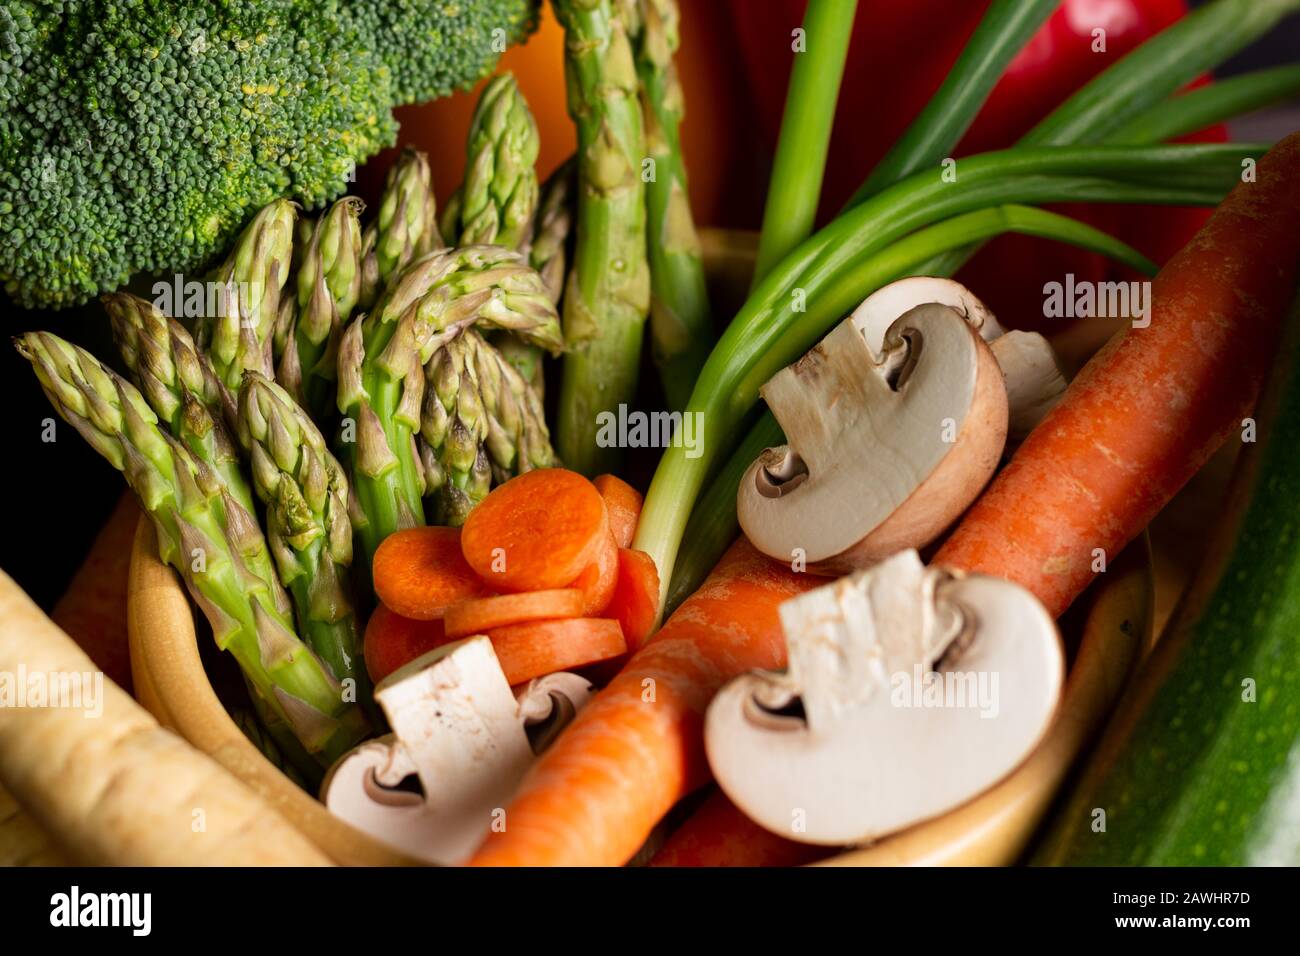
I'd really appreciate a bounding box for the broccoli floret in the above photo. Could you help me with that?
[0,0,538,309]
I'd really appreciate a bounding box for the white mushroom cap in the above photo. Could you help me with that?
[705,551,1064,846]
[321,639,593,864]
[851,276,1004,348]
[738,303,1008,572]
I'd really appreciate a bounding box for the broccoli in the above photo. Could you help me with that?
[0,0,538,309]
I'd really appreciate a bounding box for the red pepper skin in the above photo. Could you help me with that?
[724,0,1224,330]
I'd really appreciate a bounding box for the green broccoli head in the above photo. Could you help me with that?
[0,0,538,309]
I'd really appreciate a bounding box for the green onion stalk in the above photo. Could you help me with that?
[553,0,651,475]
[632,142,1260,615]
[16,333,368,761]
[751,0,858,285]
[632,0,714,410]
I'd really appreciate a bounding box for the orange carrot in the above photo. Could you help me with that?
[571,527,619,616]
[650,789,827,867]
[363,604,451,683]
[373,526,490,620]
[488,617,626,686]
[593,474,642,548]
[468,539,818,867]
[444,589,586,639]
[937,133,1300,618]
[605,548,660,653]
[52,492,139,691]
[462,469,608,592]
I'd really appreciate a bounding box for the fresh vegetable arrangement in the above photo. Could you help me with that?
[6,0,1300,873]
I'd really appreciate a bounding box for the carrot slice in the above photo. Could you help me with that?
[444,589,586,640]
[572,527,619,616]
[462,469,608,592]
[373,526,491,620]
[364,604,452,683]
[605,548,660,653]
[488,618,627,686]
[593,474,643,549]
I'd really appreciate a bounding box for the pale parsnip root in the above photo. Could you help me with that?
[0,569,330,866]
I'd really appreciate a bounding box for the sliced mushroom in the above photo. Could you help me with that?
[321,638,592,864]
[738,303,1008,572]
[704,550,1063,846]
[855,277,1065,439]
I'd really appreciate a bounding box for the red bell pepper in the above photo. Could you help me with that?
[726,0,1224,330]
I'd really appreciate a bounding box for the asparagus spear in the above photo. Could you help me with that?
[239,372,370,711]
[421,329,557,524]
[458,73,541,250]
[338,246,562,578]
[279,196,365,420]
[104,292,254,517]
[15,332,367,761]
[553,0,651,475]
[632,0,713,411]
[196,199,297,391]
[358,149,443,314]
[529,157,577,306]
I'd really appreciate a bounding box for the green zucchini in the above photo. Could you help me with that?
[1035,291,1300,866]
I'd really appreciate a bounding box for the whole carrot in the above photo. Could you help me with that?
[51,492,139,691]
[935,132,1300,618]
[468,538,817,867]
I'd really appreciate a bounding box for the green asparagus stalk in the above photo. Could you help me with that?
[280,196,365,420]
[421,328,556,524]
[529,158,577,305]
[16,332,367,761]
[455,73,550,399]
[338,246,562,579]
[239,372,370,712]
[632,0,713,411]
[554,0,651,475]
[358,148,443,312]
[197,199,297,391]
[458,73,541,249]
[104,292,254,517]
[233,699,320,791]
[356,225,382,315]
[438,188,464,252]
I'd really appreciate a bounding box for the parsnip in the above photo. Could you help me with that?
[0,570,330,866]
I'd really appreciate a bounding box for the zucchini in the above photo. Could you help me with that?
[1035,291,1300,866]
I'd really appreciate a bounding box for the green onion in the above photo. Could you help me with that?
[849,0,1060,204]
[663,204,1160,612]
[1107,63,1300,145]
[752,0,859,284]
[633,143,1256,611]
[1023,0,1300,146]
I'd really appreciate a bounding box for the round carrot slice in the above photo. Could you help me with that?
[364,604,453,684]
[571,528,619,616]
[605,548,660,653]
[593,474,643,549]
[372,526,492,620]
[444,589,586,640]
[487,618,627,686]
[461,469,609,592]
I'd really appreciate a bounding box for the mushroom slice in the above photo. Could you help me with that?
[321,638,593,864]
[705,550,1064,847]
[854,277,1065,440]
[738,303,1008,572]
[851,276,1005,346]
